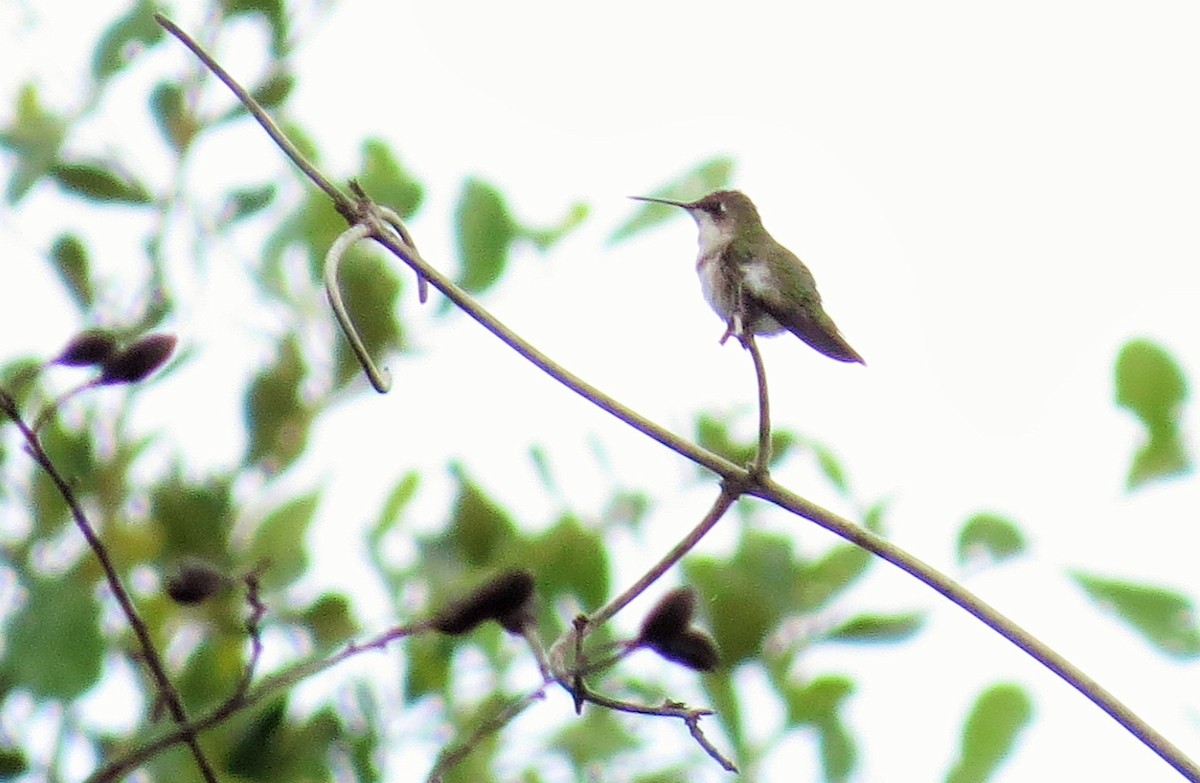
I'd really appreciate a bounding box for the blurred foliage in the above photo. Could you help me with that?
[1071,572,1200,658]
[945,683,1033,783]
[1115,338,1191,487]
[0,4,1195,783]
[956,511,1026,569]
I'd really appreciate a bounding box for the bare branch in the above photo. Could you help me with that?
[3,405,219,783]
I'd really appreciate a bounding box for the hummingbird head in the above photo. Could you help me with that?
[630,189,762,247]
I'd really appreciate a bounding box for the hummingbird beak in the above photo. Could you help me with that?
[629,195,690,208]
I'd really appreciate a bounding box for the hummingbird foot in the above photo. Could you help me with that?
[718,315,745,346]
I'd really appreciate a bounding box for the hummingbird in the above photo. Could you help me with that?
[630,190,864,364]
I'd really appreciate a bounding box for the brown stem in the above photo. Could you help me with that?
[86,621,424,783]
[4,407,218,783]
[586,485,739,630]
[742,334,771,477]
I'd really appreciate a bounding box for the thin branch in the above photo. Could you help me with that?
[0,398,219,783]
[585,484,739,631]
[573,690,735,773]
[233,569,267,700]
[742,334,770,478]
[426,688,547,783]
[86,620,427,783]
[153,14,351,213]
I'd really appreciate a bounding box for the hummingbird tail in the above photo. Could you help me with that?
[787,323,865,364]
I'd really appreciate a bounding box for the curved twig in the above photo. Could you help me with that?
[377,203,429,303]
[324,223,391,393]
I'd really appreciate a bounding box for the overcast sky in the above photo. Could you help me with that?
[3,2,1200,781]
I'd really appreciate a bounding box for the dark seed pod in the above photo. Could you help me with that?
[54,329,119,367]
[647,628,720,672]
[165,560,229,605]
[432,569,535,636]
[99,333,177,385]
[637,587,696,648]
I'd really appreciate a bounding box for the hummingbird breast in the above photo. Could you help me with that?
[696,253,785,336]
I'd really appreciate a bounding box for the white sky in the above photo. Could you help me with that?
[3,1,1200,781]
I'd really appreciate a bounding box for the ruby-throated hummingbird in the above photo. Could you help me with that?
[630,190,864,364]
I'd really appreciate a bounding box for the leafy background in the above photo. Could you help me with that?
[0,1,1198,782]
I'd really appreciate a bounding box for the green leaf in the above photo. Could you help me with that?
[445,466,520,568]
[369,471,420,543]
[609,155,735,243]
[251,71,295,109]
[1115,339,1191,487]
[808,440,849,495]
[1128,431,1189,489]
[0,357,41,413]
[1116,339,1187,423]
[0,745,28,777]
[302,592,358,648]
[223,0,289,55]
[528,444,559,496]
[946,683,1033,783]
[1072,571,1200,657]
[454,178,517,295]
[523,201,590,251]
[523,513,609,609]
[694,411,796,472]
[358,139,424,219]
[174,633,244,711]
[785,674,854,726]
[30,418,97,535]
[402,633,455,701]
[799,544,871,612]
[91,0,164,82]
[4,576,104,699]
[818,714,857,783]
[700,671,747,761]
[347,684,383,783]
[826,612,923,643]
[260,141,419,298]
[50,162,152,204]
[0,84,68,202]
[862,499,888,534]
[262,190,339,290]
[49,234,94,311]
[149,82,198,152]
[249,491,320,589]
[604,489,651,530]
[150,473,234,561]
[220,183,277,224]
[779,674,861,780]
[226,697,288,777]
[956,512,1026,567]
[244,334,313,472]
[553,708,639,770]
[685,530,805,666]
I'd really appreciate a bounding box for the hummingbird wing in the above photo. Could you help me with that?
[745,246,865,364]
